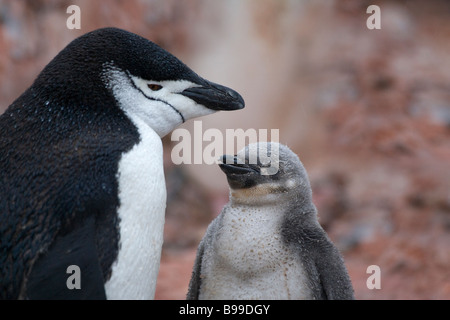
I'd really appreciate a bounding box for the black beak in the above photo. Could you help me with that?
[181,80,245,111]
[218,155,259,175]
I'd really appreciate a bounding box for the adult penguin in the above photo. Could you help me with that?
[0,27,244,300]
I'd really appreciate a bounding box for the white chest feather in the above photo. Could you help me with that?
[104,118,166,300]
[199,204,313,300]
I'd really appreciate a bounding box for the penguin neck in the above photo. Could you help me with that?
[229,186,295,207]
[228,185,316,215]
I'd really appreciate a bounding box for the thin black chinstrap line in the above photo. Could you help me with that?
[126,72,185,123]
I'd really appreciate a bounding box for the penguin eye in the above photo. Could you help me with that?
[148,84,163,91]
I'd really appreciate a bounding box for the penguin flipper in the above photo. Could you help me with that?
[187,214,222,300]
[26,215,106,300]
[313,238,355,300]
[186,239,205,300]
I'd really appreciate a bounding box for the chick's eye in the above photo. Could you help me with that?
[148,84,162,91]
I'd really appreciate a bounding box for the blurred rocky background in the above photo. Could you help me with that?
[1,0,449,299]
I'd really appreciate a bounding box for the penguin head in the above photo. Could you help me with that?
[32,28,244,137]
[219,142,313,205]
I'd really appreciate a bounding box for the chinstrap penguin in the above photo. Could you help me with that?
[0,27,244,300]
[187,142,354,300]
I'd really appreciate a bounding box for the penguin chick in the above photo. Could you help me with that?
[187,142,354,300]
[0,28,244,300]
